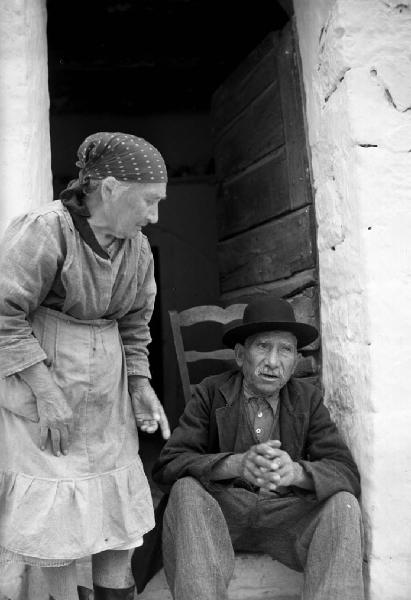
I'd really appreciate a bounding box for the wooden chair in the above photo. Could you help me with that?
[168,303,245,404]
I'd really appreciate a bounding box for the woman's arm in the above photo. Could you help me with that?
[0,213,62,377]
[117,235,156,380]
[0,211,73,455]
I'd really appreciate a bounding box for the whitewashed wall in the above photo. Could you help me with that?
[0,0,52,236]
[0,1,51,597]
[294,1,411,598]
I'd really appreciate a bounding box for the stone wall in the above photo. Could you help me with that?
[294,0,411,598]
[0,0,52,236]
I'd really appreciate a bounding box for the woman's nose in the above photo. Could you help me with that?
[147,205,158,224]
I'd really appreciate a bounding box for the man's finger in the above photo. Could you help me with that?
[254,455,274,469]
[267,439,282,448]
[244,462,261,478]
[263,482,279,491]
[244,467,259,484]
[265,448,284,460]
[255,443,280,458]
[50,428,62,457]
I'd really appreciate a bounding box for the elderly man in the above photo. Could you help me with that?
[152,296,364,600]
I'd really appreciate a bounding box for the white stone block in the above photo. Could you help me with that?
[137,556,303,600]
[0,0,52,234]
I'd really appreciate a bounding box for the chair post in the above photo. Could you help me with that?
[168,310,193,405]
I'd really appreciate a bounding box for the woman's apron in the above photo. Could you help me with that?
[0,307,154,563]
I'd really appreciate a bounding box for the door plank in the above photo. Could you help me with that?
[277,23,311,210]
[212,33,280,135]
[218,149,290,239]
[220,269,318,305]
[214,83,284,179]
[219,207,315,292]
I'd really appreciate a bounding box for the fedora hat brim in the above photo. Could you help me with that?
[222,321,318,350]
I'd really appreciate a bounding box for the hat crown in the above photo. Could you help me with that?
[243,296,296,326]
[222,295,318,349]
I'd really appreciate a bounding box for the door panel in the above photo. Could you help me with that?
[212,22,320,381]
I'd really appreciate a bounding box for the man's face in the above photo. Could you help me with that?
[235,330,298,397]
[103,181,167,238]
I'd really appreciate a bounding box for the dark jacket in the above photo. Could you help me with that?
[152,370,361,502]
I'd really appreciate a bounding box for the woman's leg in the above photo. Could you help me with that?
[41,562,78,600]
[92,550,135,599]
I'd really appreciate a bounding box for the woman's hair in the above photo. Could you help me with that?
[59,177,100,201]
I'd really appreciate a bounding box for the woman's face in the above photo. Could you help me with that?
[103,180,167,238]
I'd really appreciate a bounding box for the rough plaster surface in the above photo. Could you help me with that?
[0,0,52,236]
[294,0,411,598]
[0,0,51,594]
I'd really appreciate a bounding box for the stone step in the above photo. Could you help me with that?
[1,553,303,599]
[137,554,303,600]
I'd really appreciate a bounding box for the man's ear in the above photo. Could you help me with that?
[234,343,245,368]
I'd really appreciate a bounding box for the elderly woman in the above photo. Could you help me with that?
[0,132,170,600]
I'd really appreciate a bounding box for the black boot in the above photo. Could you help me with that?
[93,584,135,599]
[78,585,93,599]
[50,587,94,600]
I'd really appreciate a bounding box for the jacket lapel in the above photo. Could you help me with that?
[215,372,244,453]
[279,379,307,459]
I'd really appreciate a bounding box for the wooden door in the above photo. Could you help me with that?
[211,22,320,380]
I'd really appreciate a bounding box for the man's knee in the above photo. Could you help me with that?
[322,491,362,527]
[166,476,217,524]
[168,476,205,505]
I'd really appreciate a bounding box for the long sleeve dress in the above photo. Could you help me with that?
[0,200,156,565]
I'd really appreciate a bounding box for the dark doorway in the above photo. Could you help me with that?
[46,0,293,474]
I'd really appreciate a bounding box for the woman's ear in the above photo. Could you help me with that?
[100,176,118,201]
[234,343,245,368]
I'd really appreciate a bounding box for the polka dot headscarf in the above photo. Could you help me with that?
[76,132,168,184]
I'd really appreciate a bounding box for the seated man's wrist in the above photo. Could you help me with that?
[292,462,314,490]
[210,454,244,481]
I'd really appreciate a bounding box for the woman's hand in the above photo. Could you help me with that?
[36,387,74,457]
[19,362,74,456]
[128,376,170,440]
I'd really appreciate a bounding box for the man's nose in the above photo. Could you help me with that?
[266,348,280,367]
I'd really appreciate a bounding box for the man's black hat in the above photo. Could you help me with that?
[222,296,318,350]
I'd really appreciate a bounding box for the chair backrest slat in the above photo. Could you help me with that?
[185,349,235,363]
[178,304,245,327]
